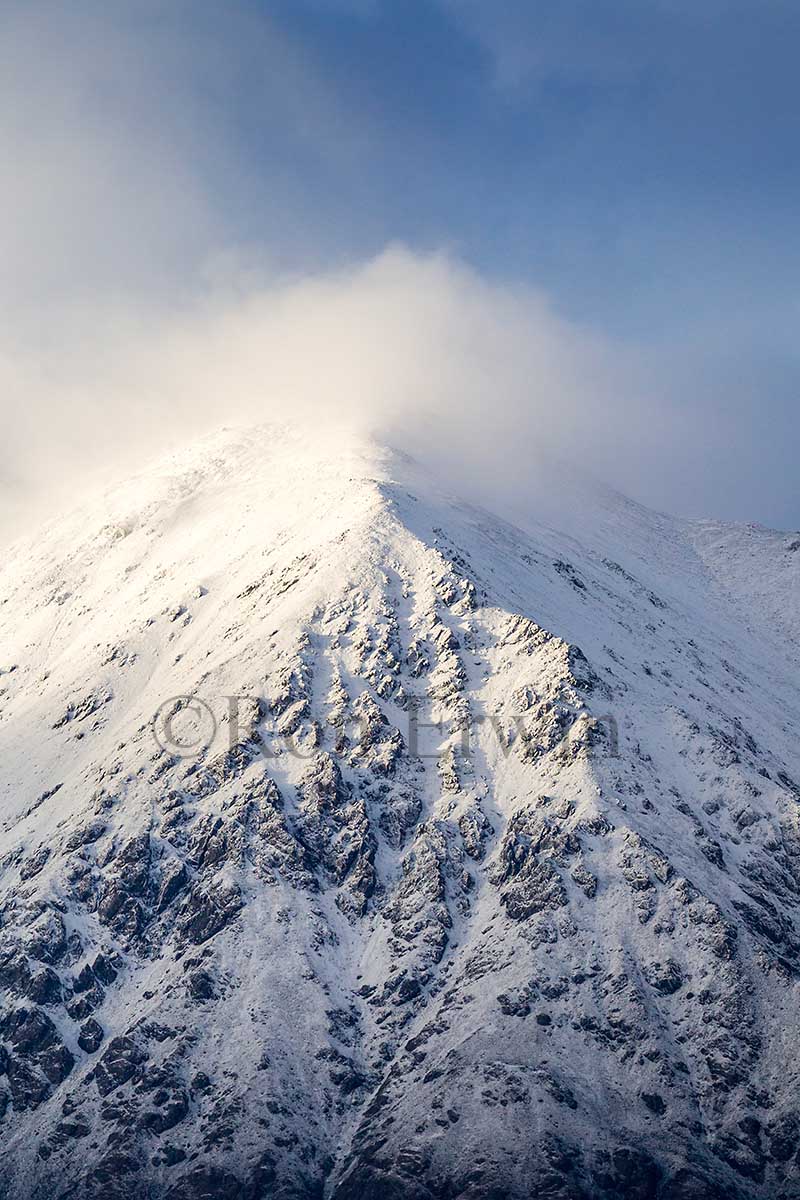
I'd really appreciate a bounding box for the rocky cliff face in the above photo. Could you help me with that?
[0,426,799,1200]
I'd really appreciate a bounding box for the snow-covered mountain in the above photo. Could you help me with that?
[1,424,799,1200]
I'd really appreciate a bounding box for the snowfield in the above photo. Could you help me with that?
[0,424,798,1200]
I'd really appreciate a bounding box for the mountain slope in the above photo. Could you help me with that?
[0,425,799,1200]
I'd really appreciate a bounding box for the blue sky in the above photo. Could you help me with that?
[0,0,797,532]
[215,0,800,333]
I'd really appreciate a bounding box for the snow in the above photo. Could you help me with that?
[0,423,798,1199]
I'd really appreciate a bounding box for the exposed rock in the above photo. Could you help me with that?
[93,1036,148,1097]
[642,958,684,995]
[78,1019,105,1053]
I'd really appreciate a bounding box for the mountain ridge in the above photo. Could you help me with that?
[0,424,798,1200]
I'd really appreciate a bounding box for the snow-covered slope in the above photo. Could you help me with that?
[0,425,799,1200]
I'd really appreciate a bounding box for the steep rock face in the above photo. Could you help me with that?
[0,426,798,1199]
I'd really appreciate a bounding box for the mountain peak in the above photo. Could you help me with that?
[0,422,799,1199]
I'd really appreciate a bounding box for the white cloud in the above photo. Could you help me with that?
[0,244,687,543]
